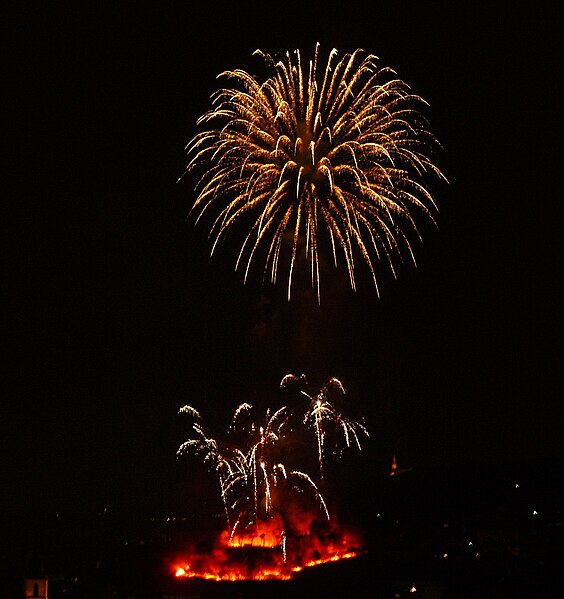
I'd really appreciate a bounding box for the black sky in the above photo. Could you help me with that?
[3,2,562,521]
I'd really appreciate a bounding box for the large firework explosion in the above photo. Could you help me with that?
[182,43,446,301]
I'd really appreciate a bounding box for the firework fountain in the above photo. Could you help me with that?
[172,375,369,581]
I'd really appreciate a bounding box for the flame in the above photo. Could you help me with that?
[171,519,364,582]
[226,517,283,549]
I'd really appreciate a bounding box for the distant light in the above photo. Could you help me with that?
[377,513,381,518]
[468,541,473,547]
[443,522,449,528]
[515,483,520,489]
[533,510,538,516]
[443,553,448,558]
[409,586,417,593]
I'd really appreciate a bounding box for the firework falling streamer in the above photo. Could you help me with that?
[182,43,446,301]
[177,376,367,544]
[296,376,369,478]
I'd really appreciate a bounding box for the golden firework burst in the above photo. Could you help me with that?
[182,43,446,301]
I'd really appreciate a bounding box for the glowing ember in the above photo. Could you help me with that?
[226,518,283,549]
[172,519,364,581]
[173,375,368,581]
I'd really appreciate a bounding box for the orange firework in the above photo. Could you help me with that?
[182,43,446,301]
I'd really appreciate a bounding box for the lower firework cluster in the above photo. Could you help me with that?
[173,374,369,580]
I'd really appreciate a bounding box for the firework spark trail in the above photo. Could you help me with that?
[182,43,446,301]
[177,406,240,529]
[302,392,327,478]
[178,404,203,421]
[296,376,369,476]
[230,402,252,431]
[244,406,288,522]
[177,377,367,544]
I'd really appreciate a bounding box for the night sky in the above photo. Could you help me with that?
[4,2,562,523]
